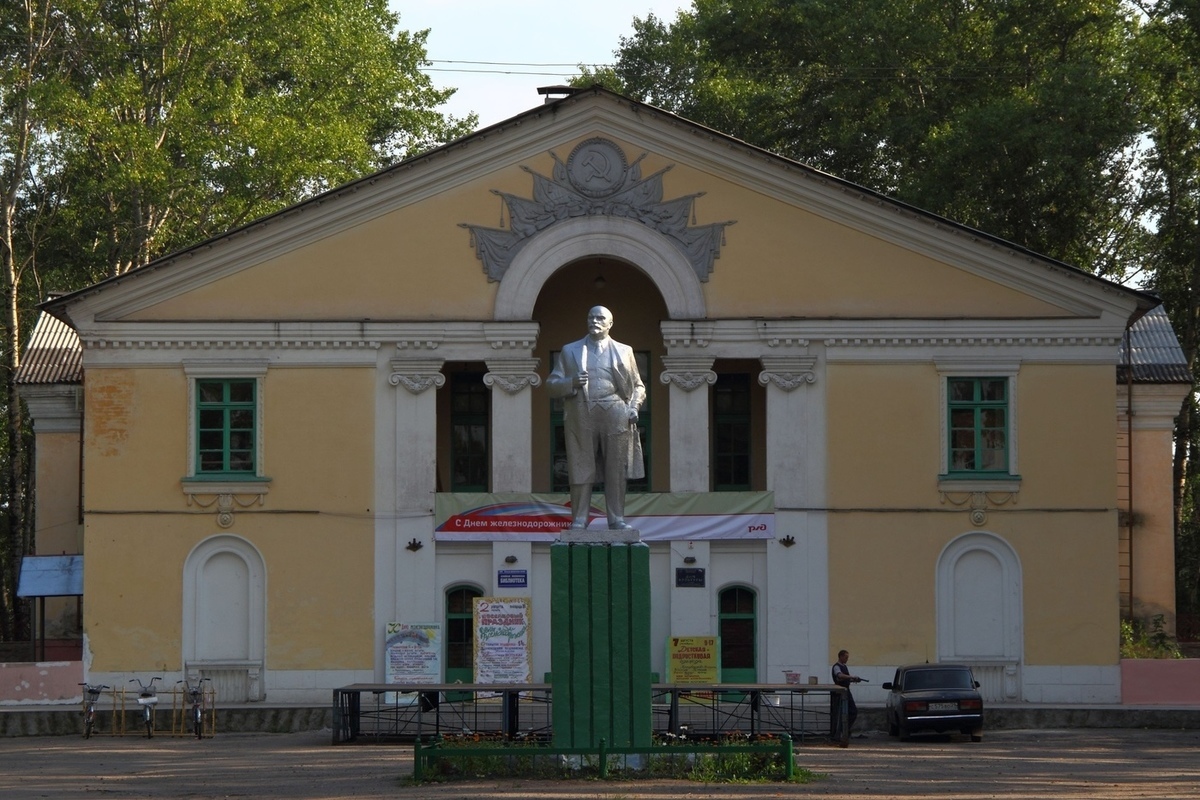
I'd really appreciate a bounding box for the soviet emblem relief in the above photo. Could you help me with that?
[461,138,735,283]
[567,138,628,197]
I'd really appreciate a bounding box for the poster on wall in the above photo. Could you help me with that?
[666,636,720,683]
[385,622,443,686]
[473,597,532,685]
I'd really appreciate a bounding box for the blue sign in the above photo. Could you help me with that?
[497,570,528,588]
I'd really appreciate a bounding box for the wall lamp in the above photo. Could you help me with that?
[405,538,424,552]
[504,555,518,564]
[683,556,697,565]
[779,535,796,547]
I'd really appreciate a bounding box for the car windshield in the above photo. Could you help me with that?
[903,669,974,690]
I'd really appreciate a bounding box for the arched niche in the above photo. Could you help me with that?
[936,531,1023,701]
[182,534,266,701]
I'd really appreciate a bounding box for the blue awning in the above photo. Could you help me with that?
[17,555,83,597]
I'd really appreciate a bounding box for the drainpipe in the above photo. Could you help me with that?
[1124,323,1135,622]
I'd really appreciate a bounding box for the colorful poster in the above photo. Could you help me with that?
[667,636,720,683]
[385,622,442,685]
[435,491,774,542]
[473,597,532,684]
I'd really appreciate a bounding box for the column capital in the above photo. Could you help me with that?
[389,357,446,394]
[660,354,716,392]
[484,357,543,395]
[758,355,818,391]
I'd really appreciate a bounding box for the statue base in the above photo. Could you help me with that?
[557,527,641,544]
[550,540,652,749]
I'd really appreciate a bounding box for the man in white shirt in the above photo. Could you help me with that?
[546,306,646,531]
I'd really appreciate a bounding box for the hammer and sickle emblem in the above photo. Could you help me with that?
[580,151,611,184]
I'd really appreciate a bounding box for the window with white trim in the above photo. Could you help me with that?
[937,361,1020,485]
[184,361,268,482]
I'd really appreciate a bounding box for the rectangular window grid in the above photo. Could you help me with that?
[947,377,1008,474]
[713,374,752,490]
[450,373,489,491]
[196,379,256,475]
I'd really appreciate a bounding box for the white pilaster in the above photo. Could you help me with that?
[389,357,445,510]
[759,350,828,680]
[660,354,716,492]
[385,355,444,677]
[484,358,541,492]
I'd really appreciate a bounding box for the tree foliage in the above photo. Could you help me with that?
[585,0,1200,631]
[42,0,475,279]
[585,0,1146,278]
[1133,0,1200,631]
[0,0,474,644]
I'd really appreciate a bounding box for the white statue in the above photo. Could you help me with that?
[546,306,646,530]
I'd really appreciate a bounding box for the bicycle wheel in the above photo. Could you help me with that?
[84,708,94,739]
[193,705,203,739]
[144,706,153,738]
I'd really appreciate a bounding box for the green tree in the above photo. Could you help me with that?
[1133,0,1200,631]
[44,0,475,278]
[0,0,69,643]
[0,0,475,644]
[591,0,1145,277]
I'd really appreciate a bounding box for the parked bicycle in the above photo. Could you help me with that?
[130,676,162,738]
[177,678,211,739]
[78,683,108,739]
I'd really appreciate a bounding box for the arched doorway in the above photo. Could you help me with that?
[183,535,265,701]
[445,584,483,685]
[718,585,758,683]
[936,531,1023,702]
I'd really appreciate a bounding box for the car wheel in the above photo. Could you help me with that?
[888,713,899,737]
[971,730,983,743]
[898,720,911,742]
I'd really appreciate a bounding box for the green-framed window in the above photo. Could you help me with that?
[450,372,489,491]
[718,586,757,683]
[947,377,1009,475]
[713,374,752,490]
[445,585,482,684]
[550,350,651,492]
[196,379,256,475]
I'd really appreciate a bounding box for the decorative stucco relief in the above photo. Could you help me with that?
[461,137,735,283]
[389,357,446,395]
[939,489,1019,526]
[758,355,818,391]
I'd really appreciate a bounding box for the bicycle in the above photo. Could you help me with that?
[177,677,211,739]
[130,676,162,738]
[78,683,108,738]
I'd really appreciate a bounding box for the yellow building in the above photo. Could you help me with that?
[19,88,1189,705]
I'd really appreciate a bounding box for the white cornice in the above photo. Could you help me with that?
[1116,383,1191,429]
[18,385,83,432]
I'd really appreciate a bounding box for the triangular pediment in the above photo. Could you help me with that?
[48,87,1153,334]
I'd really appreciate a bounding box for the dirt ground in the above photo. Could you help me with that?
[1,726,1198,799]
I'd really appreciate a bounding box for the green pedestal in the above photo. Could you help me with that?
[550,541,653,749]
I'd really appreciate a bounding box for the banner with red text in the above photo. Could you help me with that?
[434,492,774,542]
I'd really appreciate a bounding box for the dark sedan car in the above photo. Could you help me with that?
[882,663,984,742]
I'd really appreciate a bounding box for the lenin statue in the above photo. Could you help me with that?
[546,306,646,530]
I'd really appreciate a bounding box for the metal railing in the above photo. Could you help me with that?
[332,682,848,746]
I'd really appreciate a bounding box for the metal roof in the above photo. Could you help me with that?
[1118,305,1192,384]
[16,309,82,385]
[16,554,83,598]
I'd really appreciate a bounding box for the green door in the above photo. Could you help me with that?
[719,586,757,685]
[445,586,481,700]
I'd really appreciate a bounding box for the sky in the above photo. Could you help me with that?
[394,2,689,129]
